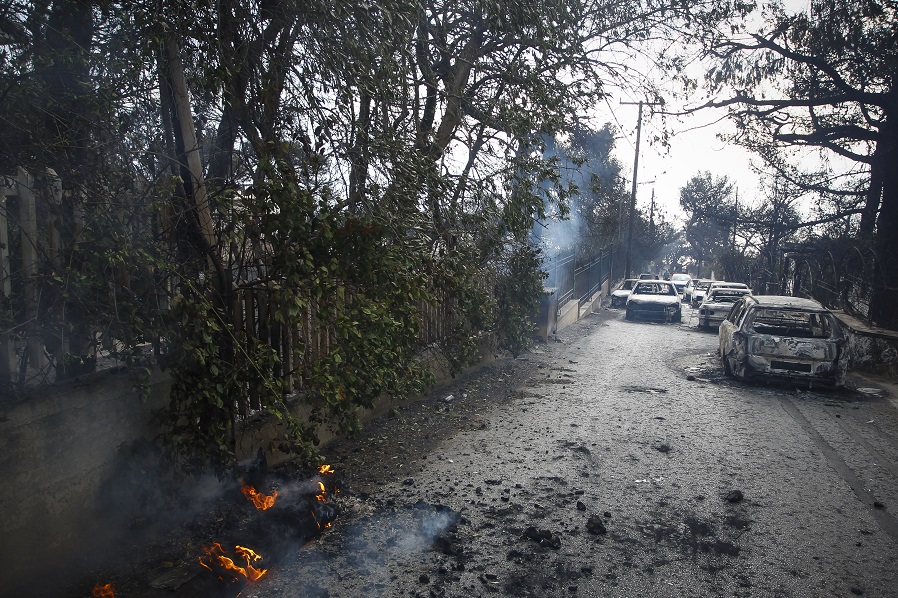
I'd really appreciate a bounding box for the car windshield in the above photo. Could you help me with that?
[671,274,690,282]
[709,290,750,303]
[696,281,712,291]
[633,282,676,295]
[749,308,833,338]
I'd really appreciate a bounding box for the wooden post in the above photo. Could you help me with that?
[0,176,15,382]
[163,37,216,251]
[17,168,48,379]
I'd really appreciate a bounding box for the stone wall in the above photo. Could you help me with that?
[0,368,171,593]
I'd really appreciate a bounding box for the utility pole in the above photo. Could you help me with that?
[732,188,738,246]
[649,188,656,239]
[621,100,662,278]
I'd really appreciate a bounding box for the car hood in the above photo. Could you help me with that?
[628,295,679,306]
[702,300,738,309]
[611,289,632,297]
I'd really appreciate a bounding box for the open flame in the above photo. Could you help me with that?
[318,464,334,475]
[315,481,327,502]
[200,542,267,582]
[241,483,278,510]
[91,583,115,598]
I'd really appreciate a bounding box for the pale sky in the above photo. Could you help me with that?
[595,99,763,225]
[593,0,813,224]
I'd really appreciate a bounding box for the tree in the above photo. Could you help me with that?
[679,172,735,278]
[0,0,746,470]
[700,0,898,327]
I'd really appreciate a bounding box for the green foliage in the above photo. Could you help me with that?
[495,244,545,357]
[0,0,748,474]
[679,171,736,276]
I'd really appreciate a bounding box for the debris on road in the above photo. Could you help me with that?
[725,490,745,503]
[586,515,607,535]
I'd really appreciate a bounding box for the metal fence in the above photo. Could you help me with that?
[786,244,875,319]
[544,247,612,315]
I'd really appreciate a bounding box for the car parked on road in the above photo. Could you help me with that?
[718,295,847,387]
[707,281,750,294]
[625,280,682,323]
[685,278,713,305]
[698,286,753,329]
[610,278,639,308]
[670,273,692,298]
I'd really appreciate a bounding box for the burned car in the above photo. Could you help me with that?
[698,286,752,329]
[686,278,713,305]
[625,280,682,323]
[718,295,847,387]
[610,278,639,308]
[670,272,692,297]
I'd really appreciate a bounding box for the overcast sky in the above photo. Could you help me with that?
[595,98,762,225]
[593,0,813,224]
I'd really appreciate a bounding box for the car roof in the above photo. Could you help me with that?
[707,288,751,297]
[747,295,828,310]
[709,281,748,288]
[671,273,691,279]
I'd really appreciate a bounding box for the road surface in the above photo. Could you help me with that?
[242,304,898,597]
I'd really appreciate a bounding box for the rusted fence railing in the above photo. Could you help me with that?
[787,244,875,319]
[576,249,612,310]
[544,247,611,319]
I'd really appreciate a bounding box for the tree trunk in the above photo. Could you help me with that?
[869,119,898,329]
[163,37,217,254]
[859,144,883,237]
[348,92,372,214]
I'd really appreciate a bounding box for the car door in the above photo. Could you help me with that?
[719,297,747,356]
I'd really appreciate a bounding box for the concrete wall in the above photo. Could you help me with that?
[0,368,171,592]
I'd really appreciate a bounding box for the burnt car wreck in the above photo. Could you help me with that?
[718,295,847,387]
[625,280,682,323]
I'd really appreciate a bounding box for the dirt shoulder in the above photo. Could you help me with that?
[56,312,610,598]
[322,309,615,493]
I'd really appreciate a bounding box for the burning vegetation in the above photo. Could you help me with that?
[91,582,115,597]
[193,464,341,590]
[199,542,267,583]
[240,483,278,510]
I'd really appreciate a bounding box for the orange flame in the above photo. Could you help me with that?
[315,481,326,502]
[318,464,334,475]
[199,542,267,582]
[91,583,115,598]
[241,483,278,510]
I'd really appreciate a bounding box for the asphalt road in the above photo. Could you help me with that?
[240,303,898,598]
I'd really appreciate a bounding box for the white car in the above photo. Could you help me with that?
[610,279,639,308]
[670,273,692,297]
[698,286,752,329]
[685,278,713,305]
[707,281,750,294]
[625,280,682,323]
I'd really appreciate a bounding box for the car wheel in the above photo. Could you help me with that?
[721,353,733,377]
[625,307,633,321]
[673,311,682,323]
